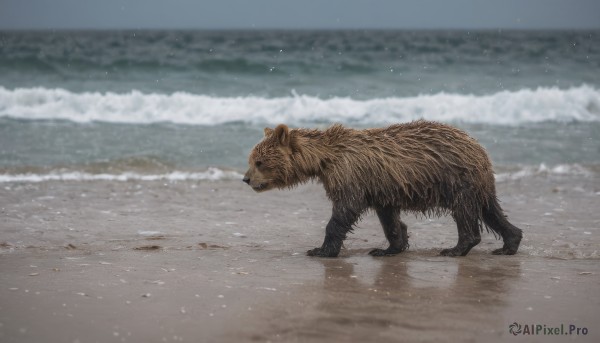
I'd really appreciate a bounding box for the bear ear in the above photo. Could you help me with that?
[274,124,290,147]
[263,127,274,136]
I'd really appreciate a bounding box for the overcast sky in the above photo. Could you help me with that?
[1,0,599,30]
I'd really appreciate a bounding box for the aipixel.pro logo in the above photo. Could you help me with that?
[509,322,588,336]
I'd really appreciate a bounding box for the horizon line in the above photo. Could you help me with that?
[2,26,599,32]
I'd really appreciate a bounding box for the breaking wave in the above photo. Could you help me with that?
[1,85,599,125]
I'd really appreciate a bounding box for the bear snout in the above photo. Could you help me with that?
[242,176,251,185]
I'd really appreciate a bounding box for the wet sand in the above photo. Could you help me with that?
[1,173,599,342]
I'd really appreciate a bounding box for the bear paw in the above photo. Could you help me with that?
[491,247,518,255]
[439,247,466,257]
[368,248,403,256]
[306,247,339,258]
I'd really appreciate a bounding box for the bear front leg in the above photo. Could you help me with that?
[369,206,409,256]
[307,205,360,258]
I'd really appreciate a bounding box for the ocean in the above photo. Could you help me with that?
[1,30,599,182]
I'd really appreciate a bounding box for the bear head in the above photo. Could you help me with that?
[243,124,295,192]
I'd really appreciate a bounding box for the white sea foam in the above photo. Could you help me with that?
[1,86,599,125]
[0,168,243,183]
[494,163,593,182]
[0,164,592,183]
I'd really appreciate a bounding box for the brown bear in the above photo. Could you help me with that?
[243,120,522,257]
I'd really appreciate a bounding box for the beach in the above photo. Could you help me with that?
[1,171,598,342]
[1,28,599,343]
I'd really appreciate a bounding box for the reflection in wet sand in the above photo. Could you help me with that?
[268,253,522,342]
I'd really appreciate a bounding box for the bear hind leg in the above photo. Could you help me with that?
[369,207,409,256]
[440,211,481,257]
[483,199,522,255]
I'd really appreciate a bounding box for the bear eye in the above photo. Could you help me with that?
[255,161,263,168]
